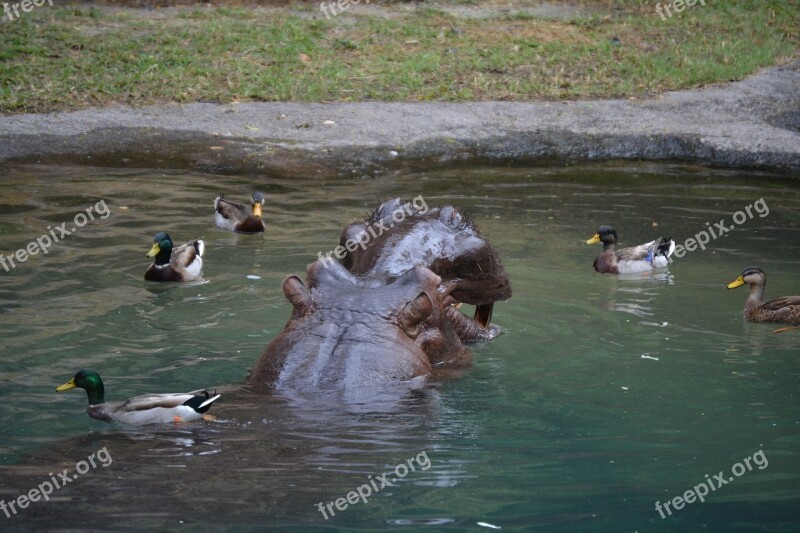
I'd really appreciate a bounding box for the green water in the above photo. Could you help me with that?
[0,163,798,531]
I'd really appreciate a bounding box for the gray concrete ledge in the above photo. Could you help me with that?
[1,61,799,176]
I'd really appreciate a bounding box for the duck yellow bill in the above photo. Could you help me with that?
[586,233,601,245]
[146,242,160,257]
[253,203,263,218]
[727,276,745,290]
[56,378,76,392]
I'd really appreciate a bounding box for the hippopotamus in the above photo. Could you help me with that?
[250,199,512,393]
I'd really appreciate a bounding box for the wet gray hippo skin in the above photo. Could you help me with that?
[250,199,511,394]
[339,198,512,344]
[249,259,467,393]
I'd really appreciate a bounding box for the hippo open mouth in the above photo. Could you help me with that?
[339,199,512,339]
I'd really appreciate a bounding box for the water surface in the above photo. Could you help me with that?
[0,163,798,531]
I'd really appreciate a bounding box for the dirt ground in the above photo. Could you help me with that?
[75,0,607,20]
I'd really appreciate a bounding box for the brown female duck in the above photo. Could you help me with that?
[727,267,800,325]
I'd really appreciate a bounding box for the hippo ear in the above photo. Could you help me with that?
[398,292,433,337]
[373,198,404,222]
[283,276,311,314]
[438,205,464,228]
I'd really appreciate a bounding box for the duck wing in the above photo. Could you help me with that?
[114,393,199,412]
[616,237,674,264]
[761,295,800,311]
[616,240,657,262]
[170,239,205,268]
[214,196,250,222]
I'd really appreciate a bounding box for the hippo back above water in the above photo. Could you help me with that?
[249,260,458,396]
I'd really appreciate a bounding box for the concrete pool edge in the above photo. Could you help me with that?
[1,61,798,176]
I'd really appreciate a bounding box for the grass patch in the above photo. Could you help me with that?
[0,0,798,113]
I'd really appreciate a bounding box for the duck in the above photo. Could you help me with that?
[214,192,266,234]
[56,369,221,425]
[586,225,675,274]
[726,267,800,325]
[145,231,204,282]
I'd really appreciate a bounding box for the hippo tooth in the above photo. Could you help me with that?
[473,303,494,328]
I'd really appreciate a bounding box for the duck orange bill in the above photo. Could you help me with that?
[726,277,745,289]
[146,243,160,257]
[56,378,76,392]
[474,303,493,329]
[253,203,263,218]
[586,234,601,244]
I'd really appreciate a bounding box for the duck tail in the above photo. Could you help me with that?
[656,237,675,259]
[184,390,221,413]
[644,237,675,265]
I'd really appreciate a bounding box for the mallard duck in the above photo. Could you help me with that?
[145,231,204,282]
[726,267,800,325]
[56,370,220,425]
[214,192,266,234]
[586,225,675,274]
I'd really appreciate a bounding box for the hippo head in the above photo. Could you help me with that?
[250,259,464,392]
[339,198,512,331]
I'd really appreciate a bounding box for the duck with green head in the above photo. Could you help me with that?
[727,267,800,325]
[145,231,204,282]
[586,225,675,274]
[56,370,220,425]
[214,191,266,234]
